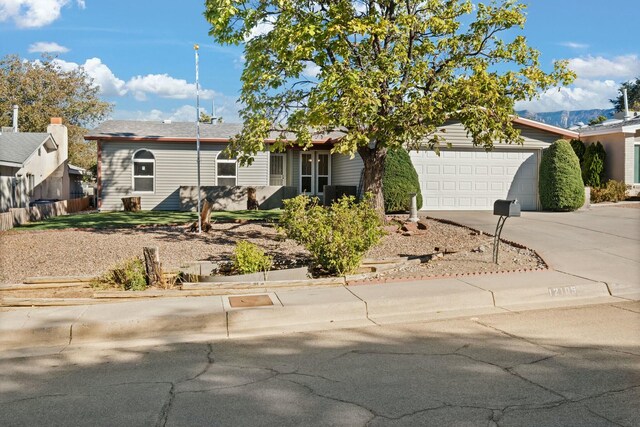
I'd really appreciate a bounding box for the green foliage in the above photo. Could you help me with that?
[0,54,112,172]
[233,241,273,274]
[204,1,575,212]
[94,257,147,291]
[582,142,606,188]
[587,115,607,126]
[383,148,423,213]
[611,77,640,112]
[279,194,384,275]
[569,139,586,168]
[590,180,628,203]
[539,139,585,211]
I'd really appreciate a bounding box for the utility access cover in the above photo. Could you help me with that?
[228,294,274,308]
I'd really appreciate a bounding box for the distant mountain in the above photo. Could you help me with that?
[516,109,615,129]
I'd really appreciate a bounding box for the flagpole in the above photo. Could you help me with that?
[195,44,202,233]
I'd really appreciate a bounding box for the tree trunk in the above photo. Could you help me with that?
[143,246,162,287]
[357,145,388,216]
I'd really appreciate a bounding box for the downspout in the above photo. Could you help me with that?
[12,105,19,132]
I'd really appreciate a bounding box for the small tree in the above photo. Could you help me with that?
[383,148,423,213]
[587,115,607,126]
[539,139,584,211]
[611,78,640,112]
[582,142,606,188]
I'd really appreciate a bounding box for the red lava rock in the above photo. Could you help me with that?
[401,222,419,233]
[383,225,399,234]
[402,231,414,237]
[417,219,429,230]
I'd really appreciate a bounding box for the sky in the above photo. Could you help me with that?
[0,0,638,125]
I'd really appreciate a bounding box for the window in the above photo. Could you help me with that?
[132,149,155,193]
[299,151,330,195]
[270,153,286,186]
[300,152,313,193]
[635,144,640,184]
[217,151,237,186]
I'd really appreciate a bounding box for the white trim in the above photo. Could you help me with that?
[215,151,238,186]
[315,151,331,196]
[298,151,331,195]
[131,148,156,194]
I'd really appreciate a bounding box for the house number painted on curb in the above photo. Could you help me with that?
[548,286,578,297]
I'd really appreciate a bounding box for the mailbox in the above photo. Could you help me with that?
[493,199,521,217]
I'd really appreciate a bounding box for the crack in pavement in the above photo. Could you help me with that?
[155,383,175,427]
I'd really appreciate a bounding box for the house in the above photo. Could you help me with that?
[579,115,640,196]
[85,118,577,212]
[0,118,73,212]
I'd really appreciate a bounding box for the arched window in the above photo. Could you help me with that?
[132,149,155,193]
[216,150,237,186]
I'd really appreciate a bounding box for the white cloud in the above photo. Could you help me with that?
[28,41,69,53]
[0,0,82,28]
[52,57,127,97]
[515,78,618,112]
[559,42,589,49]
[112,101,241,124]
[302,62,321,78]
[245,16,275,41]
[125,74,215,101]
[567,55,640,79]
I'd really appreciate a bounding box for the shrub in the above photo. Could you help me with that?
[94,257,147,291]
[590,180,628,203]
[582,141,606,187]
[539,139,585,211]
[569,139,586,168]
[383,147,423,213]
[233,241,273,274]
[279,194,384,275]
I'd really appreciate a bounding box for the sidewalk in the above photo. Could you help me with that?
[2,268,636,354]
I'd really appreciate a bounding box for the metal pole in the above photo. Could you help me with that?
[493,216,507,264]
[195,44,202,233]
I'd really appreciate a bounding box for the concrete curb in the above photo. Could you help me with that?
[0,272,635,354]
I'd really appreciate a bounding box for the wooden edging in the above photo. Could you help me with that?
[23,276,96,284]
[0,282,90,291]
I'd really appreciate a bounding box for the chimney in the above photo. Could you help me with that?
[47,117,68,163]
[623,88,631,120]
[12,105,19,132]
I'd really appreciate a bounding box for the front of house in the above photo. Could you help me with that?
[85,118,577,212]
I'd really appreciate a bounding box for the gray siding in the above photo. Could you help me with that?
[331,153,363,187]
[100,141,268,211]
[237,150,269,186]
[429,121,559,148]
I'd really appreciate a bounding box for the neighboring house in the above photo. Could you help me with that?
[0,118,71,212]
[579,115,640,196]
[85,118,576,212]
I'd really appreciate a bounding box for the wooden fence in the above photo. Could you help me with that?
[0,196,92,232]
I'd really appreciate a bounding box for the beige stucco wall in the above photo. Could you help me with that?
[580,132,630,183]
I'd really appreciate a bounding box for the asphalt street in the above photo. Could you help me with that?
[1,301,639,426]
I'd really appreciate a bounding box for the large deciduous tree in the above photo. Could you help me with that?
[0,54,112,172]
[205,0,574,212]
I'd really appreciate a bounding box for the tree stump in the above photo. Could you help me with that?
[188,199,213,232]
[143,246,162,287]
[247,187,259,210]
[122,196,141,212]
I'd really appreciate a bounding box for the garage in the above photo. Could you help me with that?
[410,148,540,211]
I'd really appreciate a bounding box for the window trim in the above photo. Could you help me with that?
[298,151,331,195]
[131,149,156,194]
[216,151,238,186]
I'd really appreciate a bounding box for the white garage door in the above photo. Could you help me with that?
[410,149,539,211]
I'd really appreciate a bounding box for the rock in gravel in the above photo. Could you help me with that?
[402,231,414,237]
[472,245,487,253]
[383,225,399,234]
[401,222,419,233]
[417,219,429,230]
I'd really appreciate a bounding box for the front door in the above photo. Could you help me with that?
[270,153,286,186]
[299,151,331,196]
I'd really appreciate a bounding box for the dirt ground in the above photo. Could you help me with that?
[0,218,545,299]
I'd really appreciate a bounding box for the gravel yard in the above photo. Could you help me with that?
[0,218,544,286]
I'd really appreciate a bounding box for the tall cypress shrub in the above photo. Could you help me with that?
[582,141,606,188]
[382,148,423,213]
[570,139,586,168]
[539,139,585,211]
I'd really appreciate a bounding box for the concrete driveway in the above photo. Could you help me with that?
[428,205,640,297]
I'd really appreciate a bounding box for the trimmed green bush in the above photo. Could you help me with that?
[570,139,586,168]
[539,139,585,211]
[94,257,147,291]
[383,147,423,213]
[591,180,628,203]
[233,241,273,274]
[582,141,606,187]
[279,194,384,275]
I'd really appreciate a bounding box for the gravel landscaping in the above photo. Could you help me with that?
[0,217,544,288]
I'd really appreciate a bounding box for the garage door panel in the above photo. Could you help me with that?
[410,149,539,211]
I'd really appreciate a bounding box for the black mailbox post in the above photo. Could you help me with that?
[492,199,521,264]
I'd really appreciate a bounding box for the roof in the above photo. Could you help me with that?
[0,132,56,167]
[68,164,86,175]
[579,115,640,136]
[512,116,579,139]
[85,120,344,143]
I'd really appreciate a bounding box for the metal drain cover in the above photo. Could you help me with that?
[228,294,274,308]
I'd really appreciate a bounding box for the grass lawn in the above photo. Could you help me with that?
[16,210,282,231]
